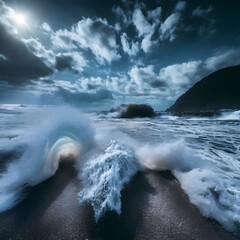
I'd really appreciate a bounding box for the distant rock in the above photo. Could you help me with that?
[19,104,26,108]
[167,65,240,114]
[110,104,155,118]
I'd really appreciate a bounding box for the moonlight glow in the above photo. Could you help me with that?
[13,13,27,26]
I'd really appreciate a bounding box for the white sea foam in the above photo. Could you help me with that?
[175,169,240,231]
[0,105,239,234]
[0,106,94,212]
[136,140,240,232]
[137,140,207,171]
[218,110,240,120]
[78,141,140,221]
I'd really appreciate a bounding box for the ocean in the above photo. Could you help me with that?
[0,104,239,237]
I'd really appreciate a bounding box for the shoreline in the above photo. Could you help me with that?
[0,163,238,240]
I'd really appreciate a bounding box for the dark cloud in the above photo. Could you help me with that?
[1,0,240,106]
[175,1,186,12]
[192,6,213,18]
[150,80,166,88]
[41,79,54,84]
[0,23,53,84]
[56,87,113,104]
[55,52,87,73]
[55,54,75,72]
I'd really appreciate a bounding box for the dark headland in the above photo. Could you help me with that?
[167,65,240,116]
[0,162,238,240]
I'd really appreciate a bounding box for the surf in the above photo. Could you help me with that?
[78,140,140,221]
[0,106,94,212]
[0,105,239,235]
[136,140,240,232]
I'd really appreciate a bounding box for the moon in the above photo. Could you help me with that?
[13,13,27,26]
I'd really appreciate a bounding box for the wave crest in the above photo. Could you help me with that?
[78,141,140,221]
[0,106,94,212]
[136,140,240,232]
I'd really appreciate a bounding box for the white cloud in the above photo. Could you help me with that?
[77,76,106,91]
[68,52,88,72]
[51,29,77,50]
[38,47,240,101]
[114,22,121,32]
[129,65,165,92]
[147,6,162,23]
[24,37,88,73]
[114,3,188,54]
[160,13,181,42]
[132,7,162,53]
[129,65,153,85]
[0,0,18,33]
[23,38,55,66]
[41,22,52,33]
[52,80,76,91]
[75,18,120,63]
[141,34,157,53]
[159,60,202,86]
[112,6,131,28]
[156,48,240,99]
[108,75,134,94]
[51,18,120,64]
[126,60,203,99]
[205,49,240,71]
[76,75,136,95]
[133,8,152,37]
[120,33,139,56]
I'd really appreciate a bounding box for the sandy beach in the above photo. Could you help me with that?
[0,162,238,240]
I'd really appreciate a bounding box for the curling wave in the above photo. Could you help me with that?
[0,105,239,235]
[0,106,94,212]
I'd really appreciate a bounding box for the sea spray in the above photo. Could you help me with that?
[78,141,140,221]
[218,110,240,121]
[0,106,94,212]
[0,105,239,234]
[136,140,240,232]
[175,168,240,231]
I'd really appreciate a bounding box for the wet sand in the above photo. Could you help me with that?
[0,162,238,240]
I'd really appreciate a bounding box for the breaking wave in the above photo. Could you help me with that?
[218,110,240,120]
[0,106,94,212]
[77,134,240,232]
[0,105,239,235]
[137,140,240,232]
[78,141,140,221]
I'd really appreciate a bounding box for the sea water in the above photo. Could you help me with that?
[0,104,239,233]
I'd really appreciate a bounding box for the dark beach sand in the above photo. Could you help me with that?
[0,162,238,240]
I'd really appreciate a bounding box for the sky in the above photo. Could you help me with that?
[0,0,240,109]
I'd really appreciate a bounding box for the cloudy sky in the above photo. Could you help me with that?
[0,0,240,109]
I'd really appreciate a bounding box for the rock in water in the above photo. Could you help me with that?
[167,65,240,114]
[111,104,155,118]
